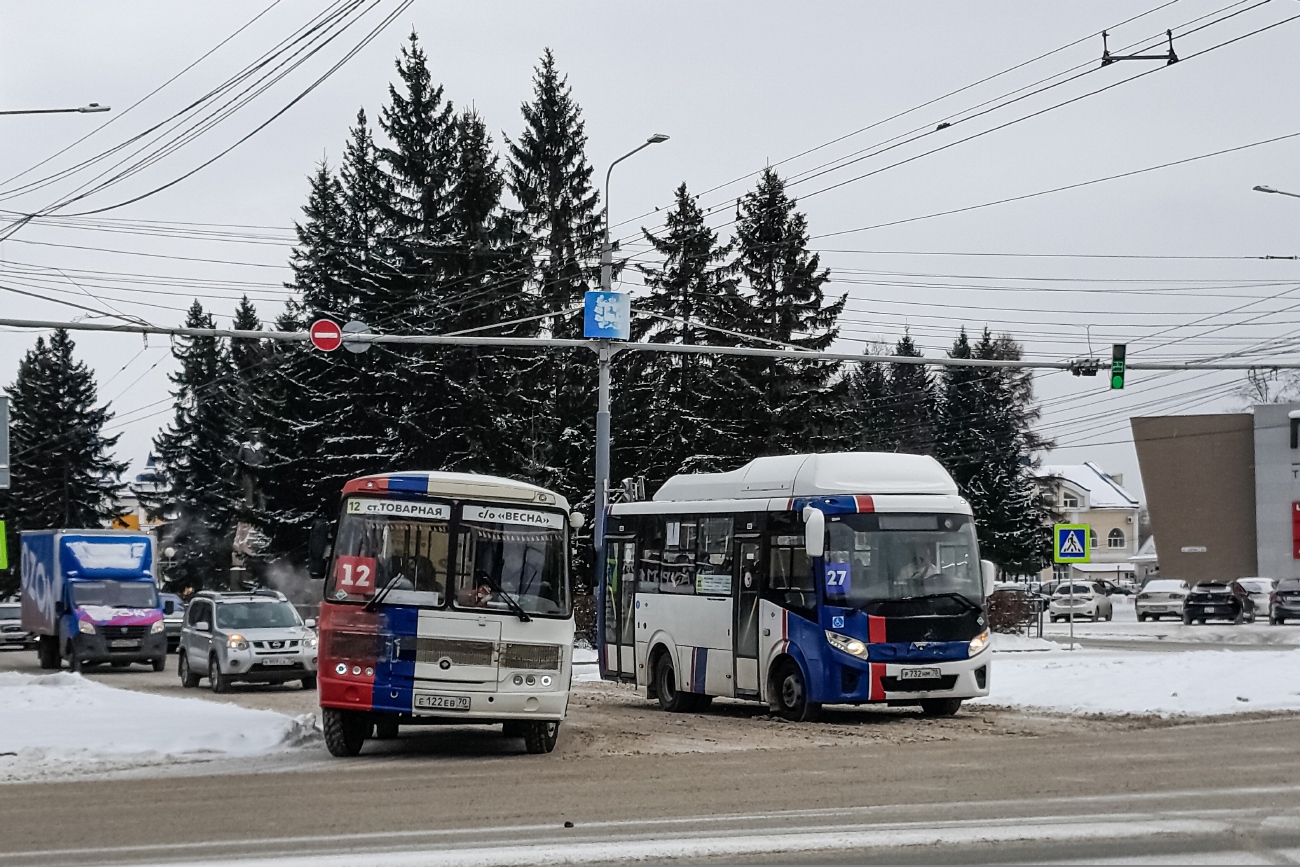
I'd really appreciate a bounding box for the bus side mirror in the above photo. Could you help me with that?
[307,519,330,580]
[802,507,825,559]
[980,560,996,597]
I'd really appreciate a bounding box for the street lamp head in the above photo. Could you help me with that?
[77,103,110,113]
[646,133,670,144]
[1253,185,1278,194]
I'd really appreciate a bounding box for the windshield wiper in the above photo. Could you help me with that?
[480,572,531,622]
[364,574,403,613]
[876,592,981,612]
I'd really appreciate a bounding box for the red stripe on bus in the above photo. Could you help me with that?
[342,476,390,495]
[867,615,887,644]
[854,495,875,513]
[870,663,886,700]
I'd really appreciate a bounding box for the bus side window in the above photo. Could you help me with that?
[639,517,665,593]
[661,518,696,595]
[696,517,733,595]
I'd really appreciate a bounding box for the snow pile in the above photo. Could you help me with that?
[975,648,1300,716]
[990,633,1060,653]
[0,672,318,781]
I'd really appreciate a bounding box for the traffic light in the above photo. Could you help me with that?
[1110,344,1127,390]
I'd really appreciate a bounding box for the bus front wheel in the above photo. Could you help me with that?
[323,708,369,757]
[774,660,821,722]
[654,655,700,713]
[920,698,963,717]
[523,720,559,754]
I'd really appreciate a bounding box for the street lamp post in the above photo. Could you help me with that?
[1253,184,1300,200]
[0,103,110,116]
[593,134,669,560]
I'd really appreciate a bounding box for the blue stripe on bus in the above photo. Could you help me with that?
[791,495,861,515]
[387,475,429,493]
[693,646,708,694]
[371,605,418,714]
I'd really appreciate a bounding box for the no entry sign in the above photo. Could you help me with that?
[309,319,343,352]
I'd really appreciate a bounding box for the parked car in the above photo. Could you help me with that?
[1269,578,1300,625]
[1237,578,1276,618]
[1135,579,1190,621]
[160,592,185,653]
[1049,582,1113,622]
[1183,581,1255,624]
[178,590,318,693]
[0,602,33,649]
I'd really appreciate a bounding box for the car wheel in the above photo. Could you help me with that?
[1182,612,1193,625]
[654,654,694,713]
[523,720,560,754]
[773,659,820,722]
[209,656,230,694]
[322,707,368,757]
[920,698,963,717]
[151,656,166,672]
[38,635,59,670]
[178,652,200,688]
[68,647,83,673]
[301,675,317,690]
[1137,614,1146,622]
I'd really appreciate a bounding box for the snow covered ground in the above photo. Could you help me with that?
[0,672,318,782]
[978,639,1300,716]
[1042,595,1300,647]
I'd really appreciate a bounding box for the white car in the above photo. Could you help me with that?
[1237,578,1276,618]
[1135,579,1190,622]
[1049,583,1113,622]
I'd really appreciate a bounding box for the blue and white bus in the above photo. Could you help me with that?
[598,452,995,720]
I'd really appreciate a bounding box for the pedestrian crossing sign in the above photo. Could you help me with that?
[1054,524,1090,564]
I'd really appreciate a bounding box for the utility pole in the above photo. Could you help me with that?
[592,134,669,562]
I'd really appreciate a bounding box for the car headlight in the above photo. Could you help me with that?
[825,630,868,659]
[968,630,990,657]
[303,635,318,650]
[226,634,249,651]
[78,620,96,635]
[150,620,165,634]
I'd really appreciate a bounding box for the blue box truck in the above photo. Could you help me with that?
[21,529,167,672]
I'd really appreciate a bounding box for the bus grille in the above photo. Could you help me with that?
[499,643,562,671]
[325,631,380,660]
[416,638,494,667]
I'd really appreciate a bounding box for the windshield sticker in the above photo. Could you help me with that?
[462,504,563,529]
[347,499,449,521]
[824,563,851,597]
[334,555,377,596]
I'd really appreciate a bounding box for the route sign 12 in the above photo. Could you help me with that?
[1054,524,1091,564]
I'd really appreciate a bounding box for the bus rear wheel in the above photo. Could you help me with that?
[774,660,820,722]
[323,708,369,757]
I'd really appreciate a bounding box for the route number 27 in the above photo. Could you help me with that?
[824,564,850,594]
[335,555,377,595]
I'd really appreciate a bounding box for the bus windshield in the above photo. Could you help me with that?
[328,498,452,606]
[454,504,569,617]
[825,513,982,606]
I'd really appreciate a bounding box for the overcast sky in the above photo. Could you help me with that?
[4,0,1300,503]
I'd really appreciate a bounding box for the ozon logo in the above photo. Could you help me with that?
[21,541,56,623]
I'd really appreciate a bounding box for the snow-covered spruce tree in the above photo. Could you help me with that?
[934,328,983,483]
[884,331,937,455]
[840,344,893,452]
[152,303,238,593]
[438,108,538,477]
[730,168,846,459]
[0,330,126,595]
[506,48,603,501]
[615,183,740,489]
[962,330,1054,576]
[369,33,460,472]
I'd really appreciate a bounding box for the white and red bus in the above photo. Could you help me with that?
[311,471,580,756]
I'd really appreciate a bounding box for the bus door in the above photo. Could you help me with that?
[733,536,762,697]
[602,537,637,681]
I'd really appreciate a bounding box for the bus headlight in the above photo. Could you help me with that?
[78,620,96,635]
[825,630,868,659]
[968,630,990,657]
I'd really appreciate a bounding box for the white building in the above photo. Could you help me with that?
[1035,462,1141,585]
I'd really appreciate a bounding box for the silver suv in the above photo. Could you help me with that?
[177,590,318,692]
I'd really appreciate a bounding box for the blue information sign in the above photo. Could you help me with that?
[583,291,631,340]
[824,562,851,597]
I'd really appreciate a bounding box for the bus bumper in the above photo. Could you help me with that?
[825,650,991,704]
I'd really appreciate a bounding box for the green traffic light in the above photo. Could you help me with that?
[1111,373,1124,390]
